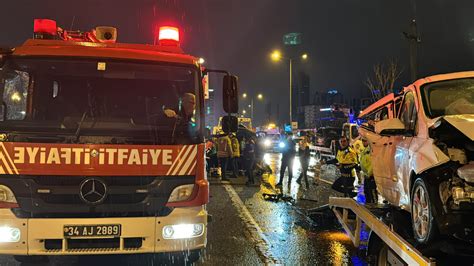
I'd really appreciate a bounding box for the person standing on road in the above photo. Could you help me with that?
[360,138,377,203]
[323,136,358,197]
[230,133,240,178]
[276,133,296,189]
[297,135,311,189]
[243,138,256,186]
[217,134,233,181]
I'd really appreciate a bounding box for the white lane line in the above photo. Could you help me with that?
[222,184,281,265]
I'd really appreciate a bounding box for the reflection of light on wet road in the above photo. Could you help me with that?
[320,231,351,242]
[329,240,350,265]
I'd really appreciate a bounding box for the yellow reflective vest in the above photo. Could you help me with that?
[230,136,240,158]
[359,146,373,177]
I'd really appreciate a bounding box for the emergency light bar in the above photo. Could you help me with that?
[33,19,57,38]
[158,26,180,46]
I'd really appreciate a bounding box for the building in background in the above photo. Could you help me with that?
[205,88,217,129]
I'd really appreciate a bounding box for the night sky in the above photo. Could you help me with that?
[1,0,472,124]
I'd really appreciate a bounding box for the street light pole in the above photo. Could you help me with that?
[251,98,254,122]
[289,58,293,123]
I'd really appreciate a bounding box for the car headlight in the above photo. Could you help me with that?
[162,223,204,239]
[278,142,286,148]
[264,139,271,147]
[167,184,195,203]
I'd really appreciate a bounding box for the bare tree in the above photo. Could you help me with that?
[365,59,403,101]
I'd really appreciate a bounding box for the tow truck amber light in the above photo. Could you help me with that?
[33,19,57,35]
[162,223,204,239]
[0,226,20,243]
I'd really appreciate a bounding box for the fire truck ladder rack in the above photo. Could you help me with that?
[328,197,436,266]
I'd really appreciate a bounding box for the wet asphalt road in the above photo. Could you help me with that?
[1,153,473,265]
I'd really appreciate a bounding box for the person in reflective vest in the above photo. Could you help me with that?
[360,138,377,203]
[324,136,358,197]
[217,134,233,181]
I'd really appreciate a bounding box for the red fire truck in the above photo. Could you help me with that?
[0,19,238,263]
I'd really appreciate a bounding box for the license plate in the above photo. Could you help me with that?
[63,224,121,238]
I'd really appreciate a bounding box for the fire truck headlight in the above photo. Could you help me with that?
[0,226,20,243]
[162,223,204,239]
[0,185,17,204]
[167,184,195,203]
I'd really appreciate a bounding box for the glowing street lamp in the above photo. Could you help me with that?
[270,50,308,123]
[271,50,282,62]
[242,93,264,122]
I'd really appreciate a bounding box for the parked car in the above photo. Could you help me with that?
[359,71,474,245]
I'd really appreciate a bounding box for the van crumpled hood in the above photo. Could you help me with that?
[429,115,474,141]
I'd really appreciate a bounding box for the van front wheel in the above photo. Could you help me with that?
[411,177,438,244]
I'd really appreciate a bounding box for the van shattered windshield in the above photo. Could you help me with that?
[0,58,201,143]
[422,78,474,118]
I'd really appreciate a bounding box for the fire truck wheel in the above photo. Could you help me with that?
[13,255,49,264]
[411,177,438,244]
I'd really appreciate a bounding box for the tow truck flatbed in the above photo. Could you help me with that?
[329,197,436,266]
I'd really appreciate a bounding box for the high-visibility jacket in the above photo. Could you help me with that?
[336,147,358,177]
[359,146,373,177]
[217,135,232,158]
[230,136,240,158]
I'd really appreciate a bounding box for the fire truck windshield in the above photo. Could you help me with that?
[0,58,201,144]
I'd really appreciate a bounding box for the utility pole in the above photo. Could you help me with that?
[405,19,421,82]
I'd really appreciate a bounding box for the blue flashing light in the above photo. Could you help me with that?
[278,142,286,148]
[349,113,355,123]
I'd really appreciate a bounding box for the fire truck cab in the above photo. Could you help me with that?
[0,19,238,263]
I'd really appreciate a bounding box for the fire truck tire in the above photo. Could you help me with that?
[410,177,438,244]
[13,255,49,264]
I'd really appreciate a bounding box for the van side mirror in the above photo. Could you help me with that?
[375,118,406,135]
[223,75,239,113]
[222,115,238,134]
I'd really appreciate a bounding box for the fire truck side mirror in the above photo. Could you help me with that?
[223,75,239,113]
[222,115,238,134]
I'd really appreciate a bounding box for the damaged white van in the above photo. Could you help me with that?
[360,71,474,245]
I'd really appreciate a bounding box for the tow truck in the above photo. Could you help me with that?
[0,19,239,263]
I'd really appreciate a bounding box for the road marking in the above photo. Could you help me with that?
[222,184,281,265]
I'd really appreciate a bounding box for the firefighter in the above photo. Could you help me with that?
[217,133,233,181]
[163,93,197,144]
[243,138,256,186]
[323,136,358,197]
[276,132,296,189]
[360,138,377,203]
[229,133,240,178]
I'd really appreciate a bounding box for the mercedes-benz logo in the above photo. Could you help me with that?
[79,178,107,205]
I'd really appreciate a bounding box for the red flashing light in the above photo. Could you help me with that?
[33,19,57,35]
[158,26,180,45]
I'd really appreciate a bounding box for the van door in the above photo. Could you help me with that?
[391,91,418,208]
